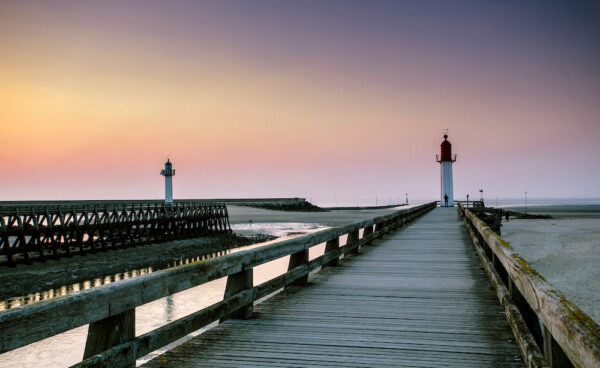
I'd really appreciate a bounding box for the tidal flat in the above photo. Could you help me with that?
[501,205,600,324]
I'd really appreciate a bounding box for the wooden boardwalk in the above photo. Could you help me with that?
[143,208,524,367]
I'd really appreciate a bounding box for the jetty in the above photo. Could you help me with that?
[1,202,599,367]
[0,201,231,265]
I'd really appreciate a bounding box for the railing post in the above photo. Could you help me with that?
[83,309,135,367]
[392,216,401,231]
[363,225,374,245]
[346,229,359,255]
[323,238,340,267]
[374,221,385,237]
[223,269,253,319]
[508,278,543,348]
[287,248,308,286]
[542,324,574,368]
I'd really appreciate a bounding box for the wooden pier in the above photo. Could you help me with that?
[143,208,524,367]
[1,202,598,367]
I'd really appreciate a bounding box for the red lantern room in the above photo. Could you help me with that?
[437,134,456,163]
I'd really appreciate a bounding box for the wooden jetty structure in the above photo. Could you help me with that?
[0,201,231,265]
[0,203,599,367]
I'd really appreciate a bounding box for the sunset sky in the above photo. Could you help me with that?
[1,1,599,204]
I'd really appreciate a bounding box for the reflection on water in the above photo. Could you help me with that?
[0,251,230,312]
[0,223,331,368]
[231,222,327,237]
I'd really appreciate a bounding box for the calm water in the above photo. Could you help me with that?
[0,224,337,368]
[230,222,327,237]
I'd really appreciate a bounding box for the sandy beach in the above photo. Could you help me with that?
[501,205,600,324]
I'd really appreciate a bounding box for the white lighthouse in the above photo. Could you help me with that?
[436,135,456,207]
[160,159,175,204]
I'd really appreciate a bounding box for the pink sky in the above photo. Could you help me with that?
[1,1,599,204]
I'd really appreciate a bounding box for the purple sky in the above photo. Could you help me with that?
[1,1,599,204]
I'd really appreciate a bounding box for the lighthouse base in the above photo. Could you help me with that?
[440,161,454,207]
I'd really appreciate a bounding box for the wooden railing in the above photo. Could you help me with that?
[434,200,484,208]
[0,202,436,367]
[0,201,231,265]
[459,203,600,368]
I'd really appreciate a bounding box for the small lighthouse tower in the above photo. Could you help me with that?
[436,135,456,207]
[160,159,175,204]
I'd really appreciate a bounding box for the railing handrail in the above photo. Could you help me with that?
[458,203,600,367]
[0,200,228,216]
[0,198,306,214]
[0,202,437,365]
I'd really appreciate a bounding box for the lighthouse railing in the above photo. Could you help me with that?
[0,202,437,368]
[459,203,600,368]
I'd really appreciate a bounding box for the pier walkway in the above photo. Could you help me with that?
[143,208,523,367]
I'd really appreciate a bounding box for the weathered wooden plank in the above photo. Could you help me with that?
[462,215,547,368]
[323,238,340,267]
[0,203,435,358]
[345,229,359,255]
[83,309,135,366]
[287,249,309,286]
[461,204,600,368]
[71,290,254,368]
[223,269,253,319]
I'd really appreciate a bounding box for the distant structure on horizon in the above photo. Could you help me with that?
[436,134,456,207]
[160,159,175,203]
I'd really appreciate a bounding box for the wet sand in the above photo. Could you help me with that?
[501,205,600,324]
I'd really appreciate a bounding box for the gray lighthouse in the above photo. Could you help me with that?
[160,159,175,203]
